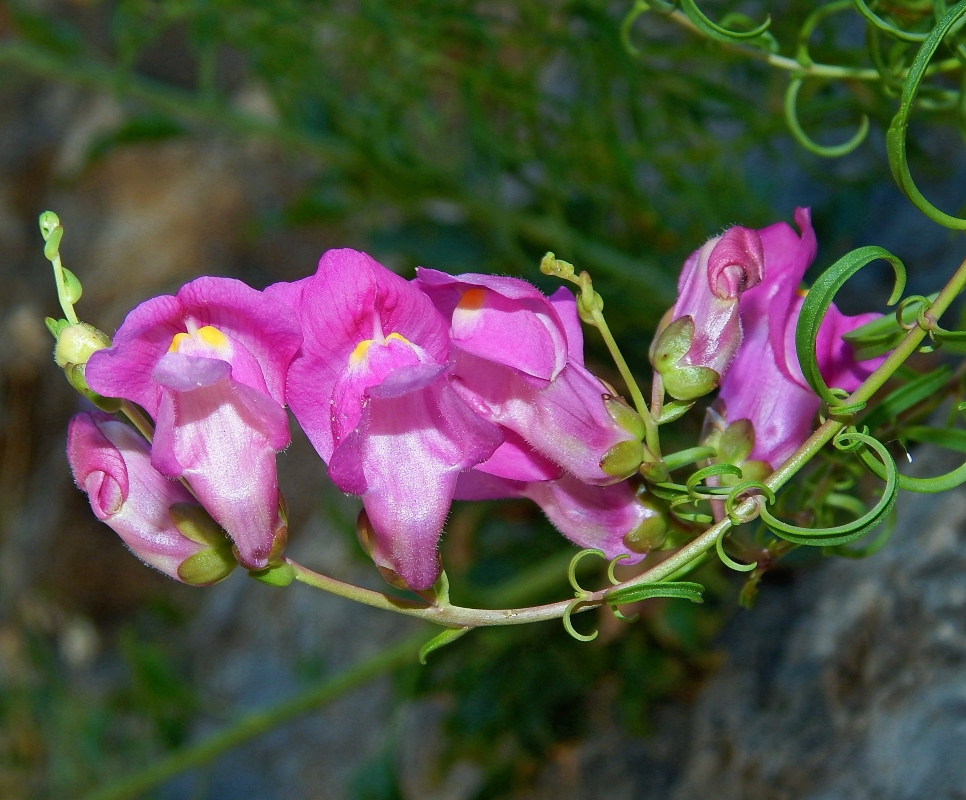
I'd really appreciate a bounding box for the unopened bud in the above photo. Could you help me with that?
[540,251,575,279]
[54,322,110,368]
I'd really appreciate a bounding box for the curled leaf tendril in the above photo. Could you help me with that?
[887,0,966,228]
[563,599,598,642]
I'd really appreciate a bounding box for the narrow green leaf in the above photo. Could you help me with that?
[784,76,869,158]
[679,0,770,42]
[656,399,694,425]
[418,627,471,665]
[796,246,906,406]
[862,365,951,429]
[904,425,966,453]
[761,431,898,546]
[856,445,966,493]
[605,581,704,605]
[886,0,966,229]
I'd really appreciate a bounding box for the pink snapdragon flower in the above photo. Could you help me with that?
[709,208,883,469]
[650,226,765,400]
[415,269,640,484]
[67,412,235,585]
[269,249,502,591]
[85,278,300,570]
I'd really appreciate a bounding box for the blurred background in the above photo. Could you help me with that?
[2,1,966,798]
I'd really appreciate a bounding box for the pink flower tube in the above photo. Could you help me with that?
[454,470,667,560]
[651,226,765,400]
[85,278,300,570]
[710,208,884,469]
[67,411,235,585]
[415,269,640,485]
[269,249,503,591]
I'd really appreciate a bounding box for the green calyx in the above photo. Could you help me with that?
[54,322,111,367]
[603,395,648,440]
[171,503,237,587]
[649,316,719,401]
[623,512,669,554]
[600,439,645,478]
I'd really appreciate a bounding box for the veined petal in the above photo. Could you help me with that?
[474,428,563,482]
[452,351,635,485]
[279,249,450,462]
[151,378,283,569]
[523,476,651,563]
[416,267,568,381]
[328,380,502,590]
[549,287,584,366]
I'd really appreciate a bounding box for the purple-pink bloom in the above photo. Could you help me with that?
[712,208,883,469]
[651,226,765,400]
[416,269,638,485]
[455,469,663,560]
[67,411,233,584]
[85,278,300,570]
[269,249,502,591]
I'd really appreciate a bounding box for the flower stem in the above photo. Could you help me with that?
[76,631,433,800]
[660,6,963,82]
[585,305,663,458]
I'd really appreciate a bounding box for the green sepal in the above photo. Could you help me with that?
[170,502,229,548]
[650,315,694,367]
[603,396,647,440]
[600,439,644,478]
[45,317,69,338]
[623,513,669,554]
[61,267,83,305]
[177,548,236,586]
[661,365,719,402]
[54,322,111,367]
[249,562,296,586]
[656,399,694,425]
[796,246,905,406]
[418,627,471,665]
[604,580,704,606]
[64,364,122,412]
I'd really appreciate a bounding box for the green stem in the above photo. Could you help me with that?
[586,305,662,458]
[662,7,964,82]
[77,632,432,800]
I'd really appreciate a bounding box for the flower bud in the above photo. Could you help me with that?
[651,226,764,400]
[54,322,111,368]
[67,411,235,585]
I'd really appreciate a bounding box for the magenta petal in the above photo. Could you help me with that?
[153,352,232,392]
[86,294,185,414]
[474,428,563,482]
[329,380,502,590]
[452,352,635,485]
[416,267,568,381]
[151,379,283,569]
[174,277,301,404]
[549,287,584,366]
[67,412,204,581]
[523,476,650,563]
[280,249,450,462]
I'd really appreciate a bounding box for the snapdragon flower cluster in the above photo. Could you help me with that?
[61,207,882,596]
